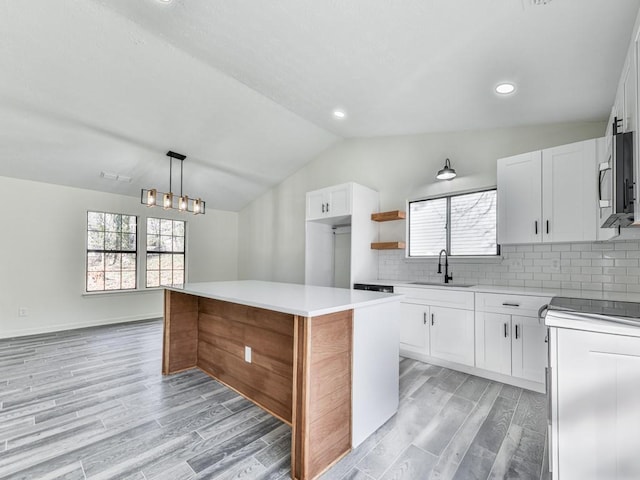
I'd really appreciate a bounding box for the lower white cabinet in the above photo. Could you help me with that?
[549,327,640,479]
[430,306,475,366]
[476,312,546,383]
[397,286,475,367]
[475,293,551,388]
[399,301,429,355]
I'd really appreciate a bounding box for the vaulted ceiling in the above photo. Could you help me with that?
[1,0,639,211]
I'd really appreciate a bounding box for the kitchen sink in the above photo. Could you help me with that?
[409,281,474,288]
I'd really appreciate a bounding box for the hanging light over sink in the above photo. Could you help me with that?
[436,158,457,181]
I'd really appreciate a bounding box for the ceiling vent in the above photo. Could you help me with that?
[531,0,552,5]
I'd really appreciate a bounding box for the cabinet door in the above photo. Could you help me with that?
[497,152,542,244]
[306,190,327,220]
[399,302,429,355]
[542,140,597,242]
[475,312,511,375]
[554,328,640,479]
[511,315,546,383]
[327,185,351,217]
[430,306,474,366]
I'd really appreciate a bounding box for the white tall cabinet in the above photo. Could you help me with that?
[305,182,379,288]
[497,139,599,244]
[548,322,640,479]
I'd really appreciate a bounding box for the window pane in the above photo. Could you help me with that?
[160,253,172,270]
[146,270,159,288]
[173,254,184,270]
[450,190,497,255]
[147,217,160,235]
[173,236,185,252]
[87,231,104,250]
[147,234,160,252]
[173,270,184,285]
[160,219,173,236]
[147,253,159,270]
[173,221,185,237]
[121,233,136,251]
[105,253,121,271]
[104,232,121,251]
[122,253,136,270]
[408,198,447,256]
[87,272,105,291]
[161,235,172,252]
[121,271,136,289]
[88,212,104,232]
[105,213,121,232]
[160,270,172,286]
[121,215,137,234]
[87,252,104,272]
[105,271,121,290]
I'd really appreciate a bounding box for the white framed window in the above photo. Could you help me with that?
[86,211,138,292]
[408,189,498,257]
[146,218,186,287]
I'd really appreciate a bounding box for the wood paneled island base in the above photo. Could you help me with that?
[163,289,353,480]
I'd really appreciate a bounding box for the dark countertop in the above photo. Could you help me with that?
[549,296,640,319]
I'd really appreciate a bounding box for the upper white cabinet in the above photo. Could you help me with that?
[305,182,379,288]
[306,183,352,221]
[497,152,542,244]
[497,139,598,244]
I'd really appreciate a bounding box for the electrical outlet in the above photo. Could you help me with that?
[551,258,561,272]
[18,307,28,317]
[244,346,252,363]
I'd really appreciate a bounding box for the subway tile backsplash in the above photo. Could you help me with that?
[378,240,640,293]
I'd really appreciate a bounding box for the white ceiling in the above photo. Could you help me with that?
[1,0,639,211]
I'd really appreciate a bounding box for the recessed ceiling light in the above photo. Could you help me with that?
[333,109,346,119]
[157,0,172,3]
[495,83,516,95]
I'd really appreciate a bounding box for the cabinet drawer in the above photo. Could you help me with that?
[395,286,474,310]
[475,293,551,318]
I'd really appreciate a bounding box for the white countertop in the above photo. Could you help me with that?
[367,279,640,303]
[167,280,402,317]
[545,309,640,337]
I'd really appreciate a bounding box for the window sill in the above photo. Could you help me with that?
[404,255,503,264]
[82,288,164,297]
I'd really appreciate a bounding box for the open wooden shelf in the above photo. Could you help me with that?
[371,210,406,222]
[371,242,406,250]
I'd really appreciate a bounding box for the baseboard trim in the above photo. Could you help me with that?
[400,350,545,394]
[0,313,163,339]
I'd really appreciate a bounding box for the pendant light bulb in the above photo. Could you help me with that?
[193,198,202,215]
[179,195,189,212]
[146,189,157,207]
[163,192,173,209]
[436,158,457,181]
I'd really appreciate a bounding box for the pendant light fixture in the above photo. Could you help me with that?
[141,151,206,214]
[436,158,457,181]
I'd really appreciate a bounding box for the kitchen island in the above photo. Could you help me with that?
[162,280,401,480]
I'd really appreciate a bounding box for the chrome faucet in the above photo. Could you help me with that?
[437,249,453,284]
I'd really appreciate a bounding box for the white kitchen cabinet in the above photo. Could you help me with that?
[549,327,640,479]
[399,302,429,356]
[475,293,550,388]
[430,306,475,366]
[306,183,352,221]
[511,315,547,383]
[497,151,542,244]
[497,138,598,244]
[305,182,379,288]
[396,286,475,367]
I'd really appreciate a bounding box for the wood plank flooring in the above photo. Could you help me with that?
[0,319,549,480]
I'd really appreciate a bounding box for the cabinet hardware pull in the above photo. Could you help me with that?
[546,220,549,234]
[502,302,520,307]
[535,220,538,235]
[431,313,434,326]
[504,323,508,338]
[515,324,520,339]
[326,202,330,212]
[321,203,325,213]
[423,312,427,325]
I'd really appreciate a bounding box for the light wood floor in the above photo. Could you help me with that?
[0,319,549,480]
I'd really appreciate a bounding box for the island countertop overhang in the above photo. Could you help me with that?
[166,280,402,317]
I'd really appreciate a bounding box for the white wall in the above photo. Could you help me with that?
[238,121,606,283]
[0,176,238,338]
